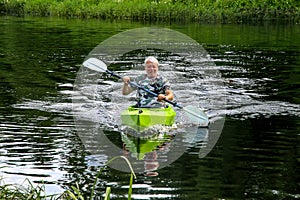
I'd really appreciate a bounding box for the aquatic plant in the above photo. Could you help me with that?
[0,156,136,199]
[63,156,136,199]
[0,177,61,199]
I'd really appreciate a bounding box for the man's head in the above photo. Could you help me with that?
[144,56,159,79]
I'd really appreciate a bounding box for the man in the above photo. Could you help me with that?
[122,56,174,108]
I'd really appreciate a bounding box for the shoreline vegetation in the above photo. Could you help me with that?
[0,156,136,199]
[1,0,300,23]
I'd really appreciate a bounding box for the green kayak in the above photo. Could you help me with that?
[121,106,176,131]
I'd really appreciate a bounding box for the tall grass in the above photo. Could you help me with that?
[0,177,61,199]
[0,156,136,200]
[1,0,300,22]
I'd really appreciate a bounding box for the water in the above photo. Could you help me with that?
[0,16,299,199]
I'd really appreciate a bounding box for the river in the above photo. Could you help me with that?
[0,16,299,199]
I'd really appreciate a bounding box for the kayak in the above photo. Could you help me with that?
[121,106,176,131]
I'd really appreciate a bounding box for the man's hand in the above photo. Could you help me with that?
[123,76,130,85]
[157,90,174,101]
[157,94,166,101]
[122,76,133,95]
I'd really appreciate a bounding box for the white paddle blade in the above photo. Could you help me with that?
[183,105,209,127]
[83,58,107,72]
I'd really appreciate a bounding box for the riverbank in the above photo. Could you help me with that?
[1,0,300,23]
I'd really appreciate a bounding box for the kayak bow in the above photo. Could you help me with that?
[121,106,176,131]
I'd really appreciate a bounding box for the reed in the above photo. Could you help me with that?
[0,177,61,199]
[0,156,136,199]
[1,0,300,22]
[62,156,136,199]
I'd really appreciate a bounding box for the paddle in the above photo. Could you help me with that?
[83,57,209,126]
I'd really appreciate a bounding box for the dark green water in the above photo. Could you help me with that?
[0,16,299,199]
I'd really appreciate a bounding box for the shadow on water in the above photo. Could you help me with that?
[0,17,299,199]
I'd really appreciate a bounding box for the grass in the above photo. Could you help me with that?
[0,156,136,200]
[0,177,61,199]
[1,0,300,23]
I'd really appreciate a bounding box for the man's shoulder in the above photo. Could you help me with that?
[157,74,169,82]
[135,74,147,82]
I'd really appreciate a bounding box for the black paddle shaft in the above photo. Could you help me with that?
[106,69,183,109]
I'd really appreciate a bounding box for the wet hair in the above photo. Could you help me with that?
[144,56,159,65]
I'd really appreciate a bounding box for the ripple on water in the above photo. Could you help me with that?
[0,104,76,195]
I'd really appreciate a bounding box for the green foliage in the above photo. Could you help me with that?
[0,178,61,199]
[0,156,136,199]
[1,0,300,23]
[1,0,26,15]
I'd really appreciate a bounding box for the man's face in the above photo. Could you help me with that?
[145,61,158,78]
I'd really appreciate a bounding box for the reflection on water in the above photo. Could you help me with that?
[0,16,299,199]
